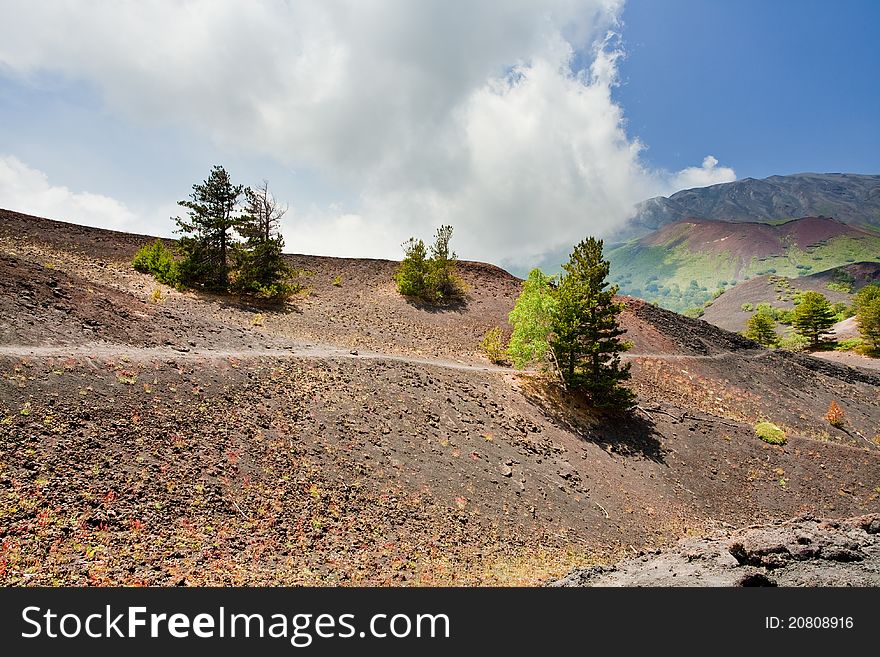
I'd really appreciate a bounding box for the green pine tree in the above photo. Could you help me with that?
[395,225,465,302]
[233,180,297,299]
[744,307,778,347]
[395,237,429,298]
[550,238,633,408]
[791,291,836,348]
[854,284,880,351]
[174,165,244,290]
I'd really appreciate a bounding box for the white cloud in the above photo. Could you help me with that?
[0,0,734,267]
[668,155,736,191]
[0,155,141,230]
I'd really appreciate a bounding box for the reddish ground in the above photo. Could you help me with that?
[1,209,878,586]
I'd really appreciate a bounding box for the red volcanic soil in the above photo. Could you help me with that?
[1,208,879,586]
[643,216,876,260]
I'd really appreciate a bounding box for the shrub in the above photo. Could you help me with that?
[395,226,466,303]
[826,281,853,294]
[132,239,181,287]
[754,421,786,445]
[777,332,810,352]
[825,401,845,428]
[332,275,342,287]
[834,338,863,352]
[480,326,507,364]
[741,303,754,312]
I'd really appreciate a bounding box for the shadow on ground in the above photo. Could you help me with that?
[519,377,665,463]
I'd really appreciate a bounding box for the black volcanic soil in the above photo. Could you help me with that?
[1,209,879,586]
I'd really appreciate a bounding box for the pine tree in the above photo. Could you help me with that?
[744,307,778,347]
[791,291,836,348]
[395,238,429,298]
[853,284,880,352]
[174,165,244,290]
[395,225,465,302]
[550,238,633,407]
[426,225,463,302]
[856,295,880,352]
[234,181,295,299]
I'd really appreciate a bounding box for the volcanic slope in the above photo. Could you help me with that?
[608,216,880,313]
[702,261,880,333]
[1,209,878,586]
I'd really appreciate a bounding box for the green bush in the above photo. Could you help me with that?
[132,239,181,287]
[395,237,429,297]
[834,338,863,352]
[507,269,557,369]
[395,226,467,303]
[826,281,853,294]
[777,332,810,353]
[741,303,754,312]
[754,421,786,445]
[480,326,507,365]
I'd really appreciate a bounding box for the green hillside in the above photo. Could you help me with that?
[608,230,880,314]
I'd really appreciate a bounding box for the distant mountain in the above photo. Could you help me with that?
[607,216,880,313]
[619,173,880,240]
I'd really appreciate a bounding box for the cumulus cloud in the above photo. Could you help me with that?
[669,155,736,192]
[0,0,734,268]
[0,155,142,231]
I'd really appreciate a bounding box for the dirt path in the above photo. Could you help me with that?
[811,350,880,371]
[0,342,524,374]
[0,340,773,370]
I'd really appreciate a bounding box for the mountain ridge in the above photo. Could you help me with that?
[620,173,880,240]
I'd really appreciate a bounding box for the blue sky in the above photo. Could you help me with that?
[615,0,880,178]
[0,1,877,266]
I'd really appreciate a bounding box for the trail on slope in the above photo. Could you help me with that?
[0,341,775,374]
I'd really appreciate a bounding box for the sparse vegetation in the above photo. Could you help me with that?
[854,284,880,352]
[791,291,836,348]
[826,401,845,428]
[332,275,342,287]
[132,240,181,287]
[509,240,633,408]
[395,225,466,303]
[744,306,778,347]
[754,421,786,445]
[607,220,880,313]
[480,326,507,364]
